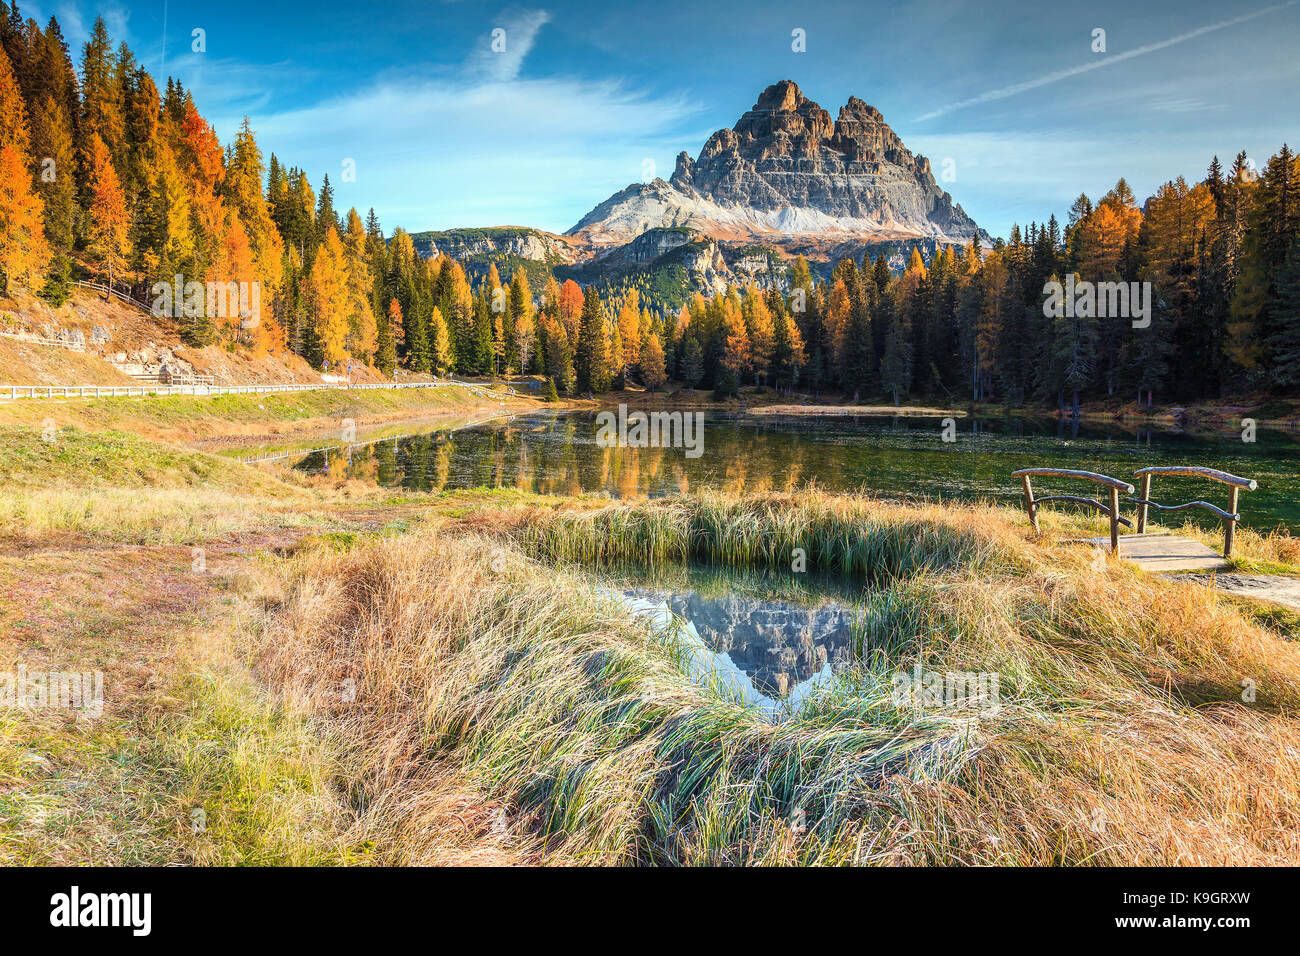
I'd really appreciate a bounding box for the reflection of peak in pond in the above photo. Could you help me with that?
[623,587,856,699]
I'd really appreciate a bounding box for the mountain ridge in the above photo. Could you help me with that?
[567,80,988,248]
[413,82,992,313]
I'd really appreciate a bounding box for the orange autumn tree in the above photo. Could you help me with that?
[824,277,851,382]
[719,296,751,393]
[743,286,775,385]
[343,208,377,362]
[0,46,49,294]
[0,45,48,295]
[616,290,642,378]
[1073,179,1143,280]
[178,101,227,274]
[223,118,283,313]
[217,213,283,352]
[0,143,50,293]
[557,278,584,343]
[0,46,30,154]
[640,332,667,392]
[671,304,691,353]
[81,132,130,290]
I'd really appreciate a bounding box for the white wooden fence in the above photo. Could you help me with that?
[0,329,86,351]
[0,379,518,401]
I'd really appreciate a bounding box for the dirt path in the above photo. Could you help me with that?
[1170,572,1300,615]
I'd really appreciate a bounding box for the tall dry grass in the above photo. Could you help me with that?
[515,488,1025,582]
[250,493,1300,865]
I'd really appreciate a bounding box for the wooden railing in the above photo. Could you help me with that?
[160,368,215,386]
[1012,468,1135,553]
[1132,466,1256,558]
[0,329,86,351]
[71,279,155,313]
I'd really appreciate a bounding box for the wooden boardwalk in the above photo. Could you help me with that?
[1083,532,1229,571]
[1014,465,1257,571]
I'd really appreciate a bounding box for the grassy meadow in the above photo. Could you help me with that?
[1,400,1299,866]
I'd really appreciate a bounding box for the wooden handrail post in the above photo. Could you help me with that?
[1224,485,1239,559]
[1133,465,1254,560]
[1108,487,1121,555]
[1136,472,1151,533]
[1020,474,1039,533]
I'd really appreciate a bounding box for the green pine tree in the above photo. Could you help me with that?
[375,304,395,376]
[680,334,704,390]
[575,286,609,393]
[1270,237,1300,387]
[37,254,71,306]
[880,314,912,406]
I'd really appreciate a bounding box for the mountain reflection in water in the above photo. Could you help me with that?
[621,586,858,700]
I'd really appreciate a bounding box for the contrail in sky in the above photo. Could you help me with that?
[915,1,1297,122]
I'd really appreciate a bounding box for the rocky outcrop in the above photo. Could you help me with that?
[618,227,697,264]
[409,227,577,265]
[566,228,789,301]
[569,80,986,248]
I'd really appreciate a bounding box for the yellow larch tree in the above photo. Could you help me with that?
[308,226,350,367]
[617,290,642,375]
[0,46,30,155]
[743,286,775,385]
[429,305,452,374]
[343,208,377,361]
[641,331,667,392]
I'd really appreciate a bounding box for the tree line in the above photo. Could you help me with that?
[1,4,1297,403]
[657,154,1300,409]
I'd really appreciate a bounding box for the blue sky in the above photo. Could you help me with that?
[22,0,1300,239]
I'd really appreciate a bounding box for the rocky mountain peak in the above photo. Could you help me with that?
[754,78,807,111]
[837,96,884,125]
[569,81,987,248]
[726,80,834,150]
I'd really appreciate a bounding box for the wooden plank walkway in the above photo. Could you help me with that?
[1083,532,1229,571]
[1017,465,1258,571]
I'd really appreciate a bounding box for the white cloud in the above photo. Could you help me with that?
[467,8,552,82]
[162,3,702,233]
[221,74,701,233]
[171,53,312,120]
[914,1,1298,122]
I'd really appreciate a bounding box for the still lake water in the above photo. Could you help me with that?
[602,562,863,701]
[246,410,1299,700]
[259,410,1300,533]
